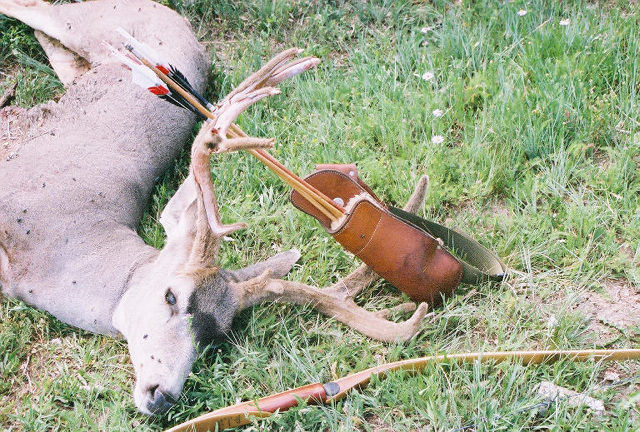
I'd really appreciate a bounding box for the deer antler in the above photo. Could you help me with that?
[186,49,320,267]
[233,176,432,342]
[187,48,431,341]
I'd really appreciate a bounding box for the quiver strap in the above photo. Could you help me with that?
[290,165,506,304]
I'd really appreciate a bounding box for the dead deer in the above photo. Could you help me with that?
[0,0,429,416]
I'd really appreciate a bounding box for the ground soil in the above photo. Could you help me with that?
[576,279,640,346]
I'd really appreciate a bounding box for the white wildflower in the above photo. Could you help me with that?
[559,18,570,26]
[421,71,434,81]
[432,109,444,118]
[420,27,429,34]
[517,9,527,16]
[431,135,444,144]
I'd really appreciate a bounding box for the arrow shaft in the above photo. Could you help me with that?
[136,57,345,221]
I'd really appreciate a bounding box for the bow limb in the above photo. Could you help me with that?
[327,348,640,401]
[163,410,269,432]
[163,383,328,432]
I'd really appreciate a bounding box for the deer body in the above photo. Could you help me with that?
[1,0,430,417]
[0,0,307,415]
[0,0,208,335]
[0,65,178,333]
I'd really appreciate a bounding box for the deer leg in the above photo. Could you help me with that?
[0,0,92,65]
[34,31,90,86]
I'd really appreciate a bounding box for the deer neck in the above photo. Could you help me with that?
[0,215,161,336]
[0,67,198,335]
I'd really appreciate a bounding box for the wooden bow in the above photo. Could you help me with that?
[164,348,640,432]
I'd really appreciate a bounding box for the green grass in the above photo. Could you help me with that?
[2,0,640,430]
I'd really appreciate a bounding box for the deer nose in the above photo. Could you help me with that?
[145,384,176,414]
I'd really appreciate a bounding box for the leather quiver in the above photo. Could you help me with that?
[290,166,463,304]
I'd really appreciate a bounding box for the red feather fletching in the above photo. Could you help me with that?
[148,85,169,95]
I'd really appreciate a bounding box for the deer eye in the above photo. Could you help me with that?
[165,289,177,306]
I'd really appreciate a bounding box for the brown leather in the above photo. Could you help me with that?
[249,383,327,412]
[314,163,358,177]
[290,168,463,304]
[333,200,462,302]
[314,164,383,202]
[291,169,376,229]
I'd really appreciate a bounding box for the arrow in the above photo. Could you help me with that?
[116,28,213,112]
[109,35,345,221]
[104,36,206,118]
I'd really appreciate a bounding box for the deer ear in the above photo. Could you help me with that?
[160,174,198,240]
[228,249,301,282]
[153,175,201,270]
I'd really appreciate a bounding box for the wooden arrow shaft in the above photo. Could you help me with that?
[140,57,345,221]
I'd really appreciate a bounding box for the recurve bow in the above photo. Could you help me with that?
[164,348,640,432]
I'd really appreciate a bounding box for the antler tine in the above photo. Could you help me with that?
[234,271,429,342]
[403,175,429,214]
[185,49,322,254]
[265,56,321,87]
[192,88,280,157]
[190,125,249,240]
[206,49,319,149]
[329,262,379,298]
[222,48,302,103]
[216,87,280,138]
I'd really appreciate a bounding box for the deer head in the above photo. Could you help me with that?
[112,49,430,415]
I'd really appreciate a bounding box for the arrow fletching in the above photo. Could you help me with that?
[167,64,213,111]
[116,28,164,70]
[105,38,207,119]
